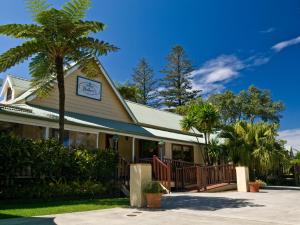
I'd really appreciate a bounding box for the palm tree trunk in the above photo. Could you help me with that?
[55,56,65,144]
[204,132,209,165]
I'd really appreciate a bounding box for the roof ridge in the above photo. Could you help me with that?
[125,100,182,117]
[8,74,31,82]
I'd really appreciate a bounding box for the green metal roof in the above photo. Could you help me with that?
[0,104,205,144]
[8,75,31,90]
[125,100,202,136]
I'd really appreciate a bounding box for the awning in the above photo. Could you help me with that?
[0,104,204,144]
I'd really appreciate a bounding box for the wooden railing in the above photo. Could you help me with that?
[175,164,236,191]
[204,164,236,187]
[152,156,171,191]
[163,158,197,168]
[118,157,130,189]
[132,157,236,191]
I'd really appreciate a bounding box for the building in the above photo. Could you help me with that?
[0,61,205,165]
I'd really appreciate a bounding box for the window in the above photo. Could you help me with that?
[49,129,97,149]
[172,144,194,162]
[106,134,119,151]
[139,140,158,158]
[6,87,12,101]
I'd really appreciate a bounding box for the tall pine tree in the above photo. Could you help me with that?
[160,45,199,109]
[132,58,157,106]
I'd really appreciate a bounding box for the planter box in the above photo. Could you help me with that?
[145,193,163,208]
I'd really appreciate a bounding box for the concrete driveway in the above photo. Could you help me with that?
[2,186,300,225]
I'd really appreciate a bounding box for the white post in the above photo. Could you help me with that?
[45,127,49,139]
[132,137,135,162]
[96,133,99,148]
[236,166,250,192]
[130,164,152,208]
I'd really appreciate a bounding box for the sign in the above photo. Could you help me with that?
[77,76,102,100]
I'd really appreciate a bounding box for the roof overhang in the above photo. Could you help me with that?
[0,104,204,145]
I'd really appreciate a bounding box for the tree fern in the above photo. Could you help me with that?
[62,0,91,21]
[26,0,51,21]
[0,0,118,143]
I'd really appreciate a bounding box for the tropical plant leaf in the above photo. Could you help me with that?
[26,0,51,21]
[0,24,41,39]
[62,0,91,21]
[74,37,119,56]
[0,40,40,72]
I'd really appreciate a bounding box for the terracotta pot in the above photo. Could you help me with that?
[145,193,163,208]
[249,182,260,192]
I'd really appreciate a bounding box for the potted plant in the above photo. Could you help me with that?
[255,179,267,189]
[249,181,260,192]
[144,181,164,208]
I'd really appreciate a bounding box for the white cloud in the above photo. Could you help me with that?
[260,27,275,34]
[190,52,271,95]
[278,129,300,150]
[272,36,300,52]
[190,55,244,94]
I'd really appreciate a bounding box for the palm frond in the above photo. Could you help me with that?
[0,41,40,73]
[70,20,105,37]
[78,56,102,78]
[26,0,51,21]
[74,37,119,56]
[0,24,41,39]
[62,0,91,21]
[31,75,55,97]
[29,53,55,97]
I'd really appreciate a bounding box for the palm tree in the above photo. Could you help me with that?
[181,102,219,165]
[0,0,118,144]
[220,121,289,179]
[116,82,141,103]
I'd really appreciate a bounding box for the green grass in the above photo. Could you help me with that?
[0,198,129,219]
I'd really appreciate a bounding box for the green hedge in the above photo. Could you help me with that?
[0,134,119,200]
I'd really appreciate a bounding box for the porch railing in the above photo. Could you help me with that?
[152,156,171,191]
[175,164,236,191]
[118,157,130,189]
[124,156,236,192]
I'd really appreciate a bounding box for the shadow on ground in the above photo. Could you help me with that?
[0,215,55,225]
[158,195,264,211]
[265,186,300,191]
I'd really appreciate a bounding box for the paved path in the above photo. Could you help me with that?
[2,186,300,225]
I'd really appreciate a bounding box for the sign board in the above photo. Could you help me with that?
[76,76,102,100]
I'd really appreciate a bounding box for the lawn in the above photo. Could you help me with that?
[0,198,129,219]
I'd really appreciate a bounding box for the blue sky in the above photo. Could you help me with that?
[0,0,300,148]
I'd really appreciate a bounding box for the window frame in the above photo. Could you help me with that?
[171,143,194,162]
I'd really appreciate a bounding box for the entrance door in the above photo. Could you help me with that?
[139,140,158,159]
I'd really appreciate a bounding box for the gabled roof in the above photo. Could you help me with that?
[0,75,31,103]
[125,100,202,136]
[0,61,138,123]
[8,75,31,90]
[0,61,203,139]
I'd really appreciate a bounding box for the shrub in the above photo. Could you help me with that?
[143,181,164,193]
[0,134,118,200]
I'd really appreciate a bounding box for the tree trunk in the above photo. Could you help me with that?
[55,56,65,145]
[204,132,209,165]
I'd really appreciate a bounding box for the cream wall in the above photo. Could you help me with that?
[193,144,205,164]
[98,132,106,149]
[164,141,172,159]
[118,136,132,161]
[29,69,132,123]
[162,141,205,164]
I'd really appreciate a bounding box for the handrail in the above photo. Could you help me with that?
[152,156,171,191]
[176,164,236,191]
